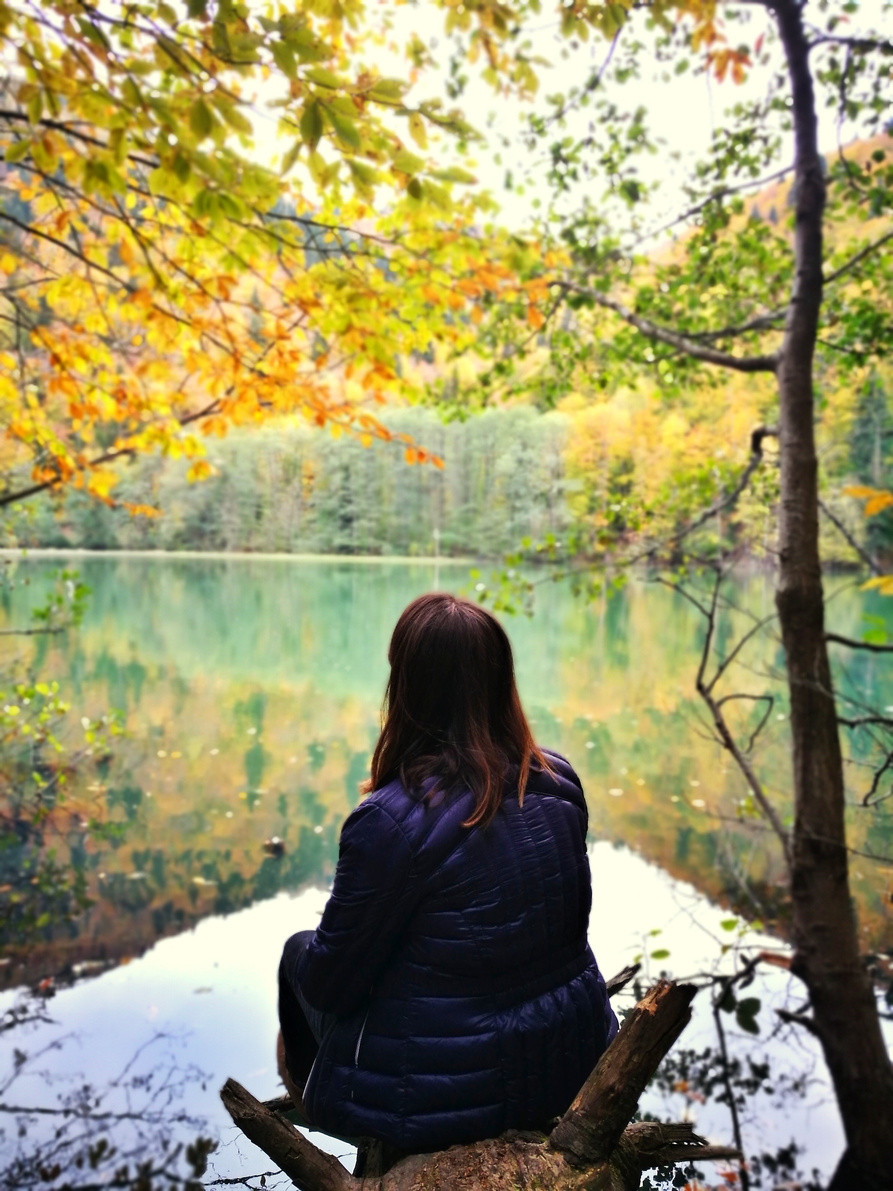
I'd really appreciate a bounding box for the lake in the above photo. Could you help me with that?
[1,554,891,1187]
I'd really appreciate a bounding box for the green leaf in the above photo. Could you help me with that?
[173,151,191,183]
[76,16,111,51]
[271,40,297,80]
[735,996,761,1034]
[323,103,361,150]
[391,147,426,175]
[717,986,736,1013]
[122,77,143,108]
[27,90,43,125]
[650,948,670,960]
[300,102,323,149]
[280,140,302,176]
[190,99,214,140]
[368,78,406,104]
[431,166,477,185]
[348,158,378,195]
[408,112,427,149]
[214,100,253,137]
[407,176,423,200]
[158,2,178,25]
[5,138,32,164]
[186,0,208,16]
[305,67,341,89]
[736,1009,760,1034]
[720,918,739,932]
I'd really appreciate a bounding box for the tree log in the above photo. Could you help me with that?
[549,980,696,1165]
[221,979,738,1191]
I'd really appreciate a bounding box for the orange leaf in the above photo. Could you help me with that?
[527,304,544,330]
[864,493,893,516]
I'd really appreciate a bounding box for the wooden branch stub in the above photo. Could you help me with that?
[549,980,697,1166]
[221,1077,356,1191]
[616,1121,741,1166]
[605,963,641,998]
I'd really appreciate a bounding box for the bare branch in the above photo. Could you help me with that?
[0,626,64,636]
[776,1009,821,1037]
[826,632,893,654]
[823,229,893,289]
[708,618,777,695]
[819,498,881,575]
[681,569,791,854]
[220,1078,356,1191]
[808,34,893,53]
[716,692,776,754]
[863,747,893,808]
[550,282,780,373]
[673,426,778,547]
[640,165,793,245]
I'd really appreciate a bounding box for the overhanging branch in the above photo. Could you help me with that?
[551,281,780,373]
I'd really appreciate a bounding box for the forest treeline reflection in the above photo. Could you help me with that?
[1,556,890,991]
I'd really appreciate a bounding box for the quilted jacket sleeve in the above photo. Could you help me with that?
[295,800,417,1017]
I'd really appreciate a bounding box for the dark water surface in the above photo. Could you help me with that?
[1,555,891,1185]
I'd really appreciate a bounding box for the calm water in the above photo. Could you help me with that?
[1,555,891,1186]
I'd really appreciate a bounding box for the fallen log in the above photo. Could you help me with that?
[221,979,739,1190]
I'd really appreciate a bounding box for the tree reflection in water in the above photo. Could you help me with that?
[0,988,234,1191]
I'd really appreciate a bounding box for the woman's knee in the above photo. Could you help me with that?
[279,929,316,984]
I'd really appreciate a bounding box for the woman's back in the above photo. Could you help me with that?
[297,751,617,1151]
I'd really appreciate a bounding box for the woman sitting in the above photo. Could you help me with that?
[277,592,618,1153]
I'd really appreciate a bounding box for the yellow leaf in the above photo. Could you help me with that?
[86,469,119,499]
[408,112,427,149]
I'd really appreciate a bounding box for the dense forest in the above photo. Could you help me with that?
[3,383,891,562]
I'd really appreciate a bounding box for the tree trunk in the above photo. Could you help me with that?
[221,980,739,1191]
[773,4,893,1187]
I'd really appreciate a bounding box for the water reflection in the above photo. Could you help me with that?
[0,556,890,993]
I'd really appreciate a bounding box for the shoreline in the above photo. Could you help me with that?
[0,547,476,565]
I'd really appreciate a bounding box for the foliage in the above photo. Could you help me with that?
[0,0,543,509]
[1,407,572,558]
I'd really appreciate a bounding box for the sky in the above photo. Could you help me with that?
[249,0,892,234]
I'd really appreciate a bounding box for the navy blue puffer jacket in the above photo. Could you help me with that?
[296,750,618,1152]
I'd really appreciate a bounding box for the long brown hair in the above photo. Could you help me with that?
[363,593,546,827]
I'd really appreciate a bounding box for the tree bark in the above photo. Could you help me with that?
[773,3,893,1188]
[221,980,739,1191]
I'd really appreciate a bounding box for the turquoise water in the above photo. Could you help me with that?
[0,555,891,1186]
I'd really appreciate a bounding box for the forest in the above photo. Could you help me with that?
[3,370,892,562]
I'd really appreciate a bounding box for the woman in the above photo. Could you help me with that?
[277,593,617,1153]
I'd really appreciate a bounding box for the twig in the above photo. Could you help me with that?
[818,498,881,575]
[686,568,791,855]
[776,1009,820,1037]
[712,982,750,1191]
[863,747,893,807]
[826,632,893,653]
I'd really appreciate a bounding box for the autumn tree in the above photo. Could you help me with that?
[0,0,531,509]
